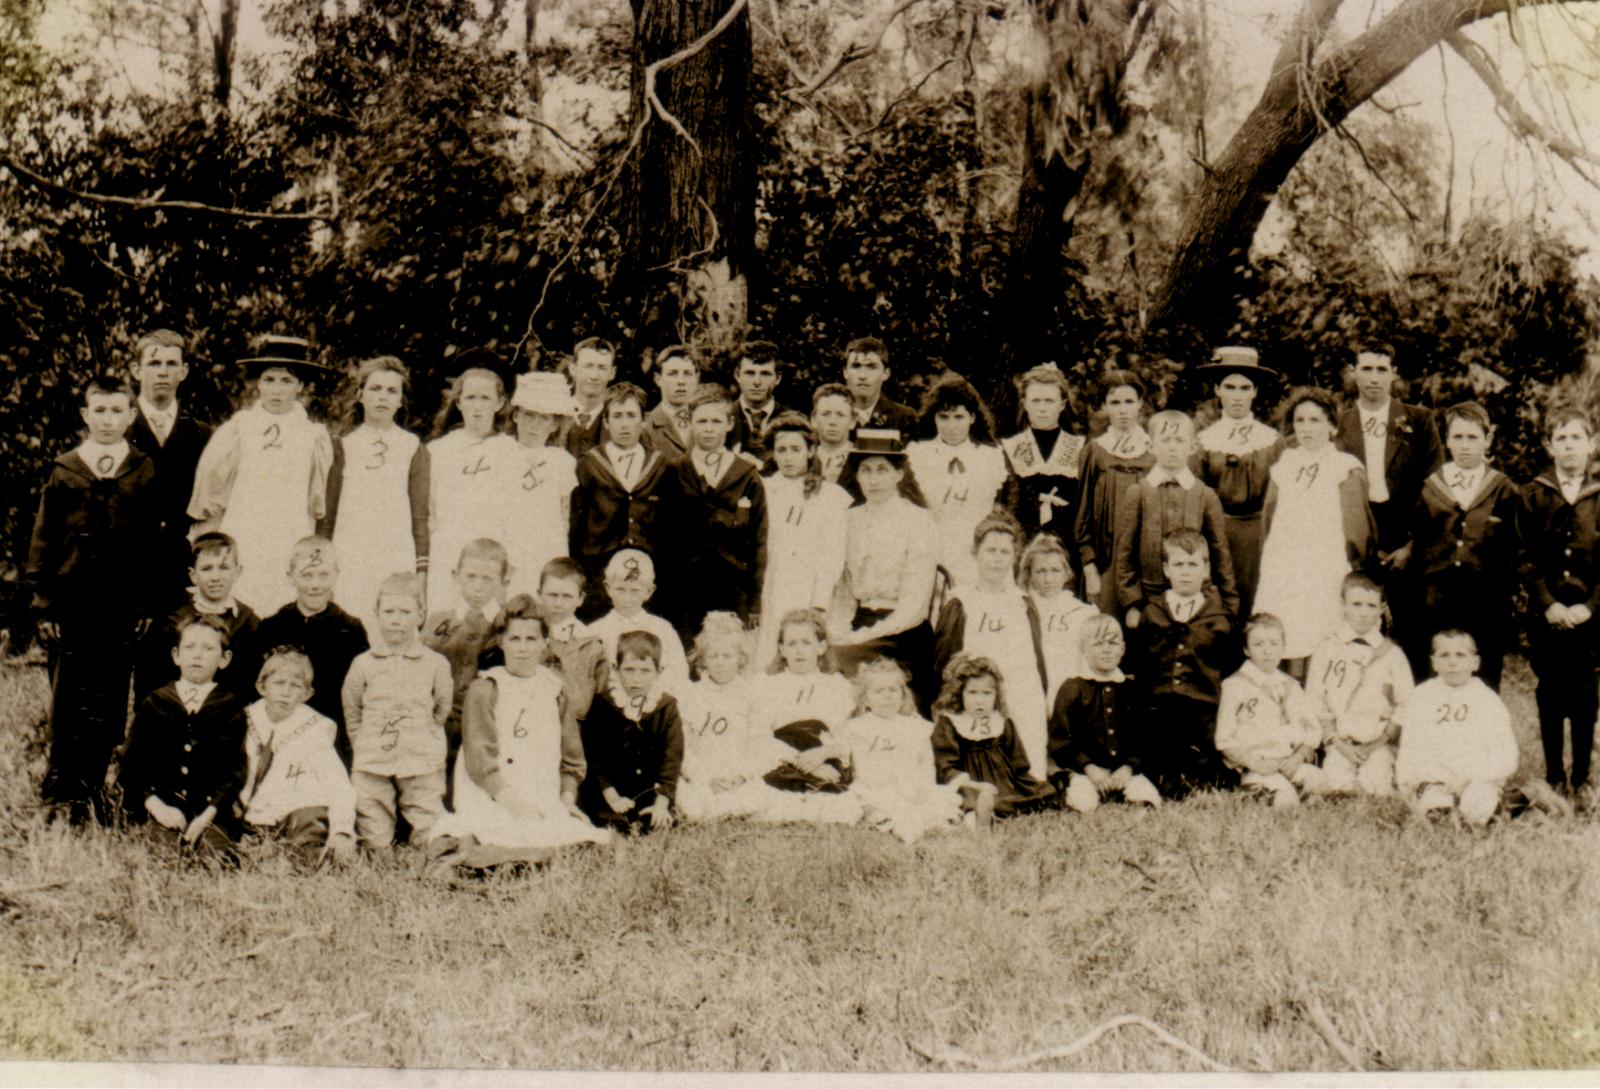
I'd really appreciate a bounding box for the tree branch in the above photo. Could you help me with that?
[1445,29,1600,188]
[1,156,330,222]
[789,0,935,99]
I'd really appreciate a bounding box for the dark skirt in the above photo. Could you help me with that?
[1224,511,1264,618]
[834,607,936,713]
[946,736,1054,816]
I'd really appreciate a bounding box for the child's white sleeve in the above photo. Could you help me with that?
[1475,693,1519,784]
[188,416,243,524]
[341,657,368,740]
[1213,675,1246,757]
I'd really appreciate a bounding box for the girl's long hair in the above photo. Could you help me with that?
[851,656,917,716]
[335,356,411,437]
[760,412,824,499]
[915,372,999,447]
[430,366,507,439]
[767,607,840,675]
[931,653,1009,718]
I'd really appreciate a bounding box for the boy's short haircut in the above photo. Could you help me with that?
[1161,528,1208,561]
[190,531,238,566]
[288,536,338,575]
[1442,401,1491,435]
[1340,571,1384,602]
[258,646,314,689]
[84,373,135,402]
[738,340,782,370]
[1431,628,1478,655]
[617,629,663,667]
[972,512,1025,554]
[1355,340,1396,364]
[605,549,655,586]
[1078,613,1125,652]
[1147,409,1196,439]
[134,329,185,360]
[1544,406,1593,440]
[374,571,426,614]
[811,382,853,410]
[1244,612,1286,640]
[688,383,734,413]
[573,336,617,358]
[176,612,233,651]
[539,556,587,593]
[456,537,510,577]
[845,337,888,365]
[605,382,649,413]
[656,344,701,373]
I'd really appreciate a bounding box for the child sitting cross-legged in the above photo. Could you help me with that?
[1047,614,1161,811]
[1214,613,1322,809]
[675,613,765,822]
[1394,629,1519,828]
[237,647,357,862]
[838,656,962,842]
[578,630,685,834]
[930,654,1053,826]
[118,615,248,855]
[431,595,609,863]
[341,572,453,851]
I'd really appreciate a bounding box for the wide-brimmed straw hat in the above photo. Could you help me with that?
[1192,345,1280,387]
[239,334,335,380]
[510,371,578,416]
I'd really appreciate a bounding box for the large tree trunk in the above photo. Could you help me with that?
[211,0,239,107]
[1147,0,1590,343]
[1000,0,1144,371]
[618,0,754,358]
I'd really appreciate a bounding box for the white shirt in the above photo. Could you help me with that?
[1165,590,1204,622]
[139,397,177,445]
[1145,465,1198,489]
[1357,403,1390,503]
[175,679,217,714]
[77,440,129,478]
[604,442,647,492]
[852,398,880,427]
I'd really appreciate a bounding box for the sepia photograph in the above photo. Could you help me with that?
[2,0,1600,1080]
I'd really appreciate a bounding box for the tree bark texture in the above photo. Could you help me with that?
[620,0,754,349]
[1149,0,1598,343]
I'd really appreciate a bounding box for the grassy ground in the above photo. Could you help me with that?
[3,656,1600,1074]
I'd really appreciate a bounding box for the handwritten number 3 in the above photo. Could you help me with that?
[366,436,388,470]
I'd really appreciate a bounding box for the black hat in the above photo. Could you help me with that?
[239,335,335,379]
[1192,345,1280,387]
[844,428,910,462]
[445,344,517,394]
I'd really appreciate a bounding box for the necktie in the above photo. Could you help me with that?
[183,689,203,714]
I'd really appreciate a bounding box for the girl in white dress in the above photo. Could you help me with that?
[427,366,518,613]
[1021,532,1099,703]
[839,657,962,842]
[1254,387,1376,673]
[754,413,851,667]
[431,596,609,854]
[189,336,335,614]
[501,372,579,599]
[319,357,429,631]
[906,373,1012,592]
[932,515,1052,777]
[676,614,764,821]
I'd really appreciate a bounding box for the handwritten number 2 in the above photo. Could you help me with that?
[262,423,283,450]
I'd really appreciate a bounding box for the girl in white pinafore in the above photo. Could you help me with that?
[189,337,334,615]
[840,657,962,842]
[432,602,609,850]
[1020,532,1098,701]
[427,366,518,614]
[676,615,766,821]
[500,372,579,599]
[906,373,1012,592]
[932,516,1051,777]
[754,414,851,668]
[1253,388,1376,666]
[320,357,429,631]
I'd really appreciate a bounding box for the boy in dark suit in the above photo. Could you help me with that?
[658,383,767,634]
[728,340,792,462]
[560,337,617,458]
[28,373,162,824]
[119,614,247,852]
[642,344,699,461]
[125,329,212,609]
[1127,529,1237,798]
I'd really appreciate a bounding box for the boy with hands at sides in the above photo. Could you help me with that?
[579,631,685,833]
[423,538,511,806]
[1394,630,1519,828]
[1304,573,1414,798]
[1048,614,1162,811]
[118,615,247,853]
[341,573,453,850]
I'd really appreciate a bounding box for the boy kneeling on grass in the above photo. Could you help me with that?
[238,647,357,861]
[1393,629,1519,828]
[119,615,247,855]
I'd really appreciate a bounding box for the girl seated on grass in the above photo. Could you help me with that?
[931,654,1053,825]
[676,613,765,822]
[431,595,610,864]
[839,656,962,842]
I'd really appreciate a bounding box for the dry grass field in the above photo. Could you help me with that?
[3,655,1600,1075]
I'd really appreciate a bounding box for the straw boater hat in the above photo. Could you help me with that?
[510,370,579,416]
[845,428,909,462]
[1192,345,1280,387]
[239,334,335,380]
